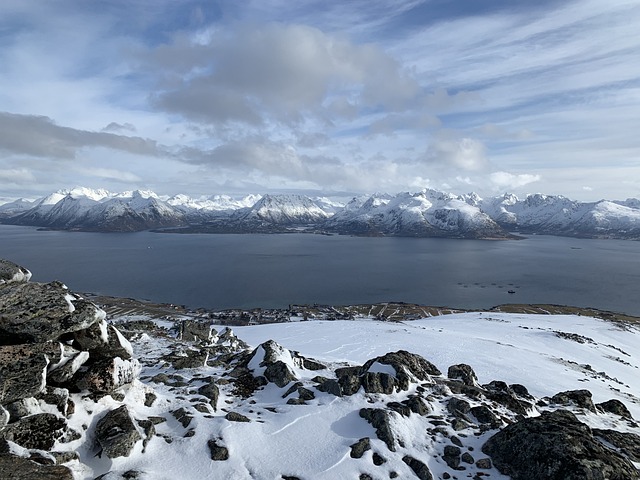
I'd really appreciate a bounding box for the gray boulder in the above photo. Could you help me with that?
[0,454,73,480]
[208,439,229,461]
[593,429,640,463]
[75,357,140,394]
[359,408,397,451]
[0,281,105,344]
[349,437,370,458]
[597,399,633,419]
[361,351,441,391]
[264,361,297,388]
[402,455,433,480]
[95,405,142,458]
[197,381,220,410]
[178,320,212,342]
[447,364,478,386]
[0,413,67,450]
[0,259,31,284]
[482,409,639,480]
[0,343,56,403]
[550,389,596,413]
[73,321,132,361]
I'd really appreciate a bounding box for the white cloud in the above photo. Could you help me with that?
[489,171,541,190]
[0,168,35,184]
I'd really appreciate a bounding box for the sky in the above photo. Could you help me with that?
[0,0,639,201]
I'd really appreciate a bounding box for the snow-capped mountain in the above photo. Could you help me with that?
[475,193,640,239]
[324,190,511,239]
[235,194,332,225]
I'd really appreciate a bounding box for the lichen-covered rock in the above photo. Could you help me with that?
[178,320,212,342]
[593,429,640,463]
[95,405,142,458]
[0,281,105,344]
[197,381,219,410]
[361,372,395,394]
[0,343,60,403]
[264,361,297,388]
[75,357,141,394]
[350,437,370,458]
[208,439,229,461]
[225,411,250,423]
[0,259,31,284]
[0,413,67,450]
[47,346,90,385]
[0,454,73,480]
[361,351,441,391]
[482,380,534,416]
[482,409,640,480]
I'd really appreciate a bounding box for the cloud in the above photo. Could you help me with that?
[0,112,161,159]
[0,168,36,184]
[77,167,141,183]
[425,135,489,171]
[102,122,137,133]
[489,171,541,190]
[148,23,438,127]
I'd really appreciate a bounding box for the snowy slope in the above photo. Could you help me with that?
[235,194,332,225]
[56,311,640,479]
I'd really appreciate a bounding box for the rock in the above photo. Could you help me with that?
[0,406,8,428]
[597,399,633,419]
[38,387,71,417]
[0,343,59,403]
[387,402,411,417]
[178,320,212,342]
[208,439,229,461]
[470,405,500,427]
[359,408,396,451]
[197,382,219,410]
[95,405,142,459]
[264,361,297,388]
[0,413,67,450]
[361,351,441,391]
[169,349,208,369]
[0,281,105,344]
[171,408,193,428]
[360,372,395,394]
[337,371,361,395]
[76,357,140,394]
[447,397,471,419]
[482,380,534,416]
[403,396,430,416]
[461,452,474,464]
[5,397,40,422]
[316,378,342,396]
[593,429,640,462]
[443,445,461,469]
[144,391,157,407]
[550,389,596,413]
[225,412,250,423]
[73,322,132,361]
[0,259,31,284]
[0,454,73,480]
[136,419,155,452]
[47,346,90,384]
[402,455,433,480]
[300,356,325,370]
[482,409,639,480]
[350,437,371,458]
[475,458,492,469]
[372,452,386,465]
[447,364,478,386]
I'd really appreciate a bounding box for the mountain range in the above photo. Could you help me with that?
[1,187,639,239]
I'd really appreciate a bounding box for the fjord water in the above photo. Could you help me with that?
[2,225,639,315]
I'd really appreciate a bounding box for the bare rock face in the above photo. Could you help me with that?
[0,281,105,344]
[178,320,212,342]
[482,409,640,480]
[95,405,142,458]
[0,259,31,284]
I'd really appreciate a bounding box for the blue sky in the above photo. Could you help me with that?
[0,0,638,201]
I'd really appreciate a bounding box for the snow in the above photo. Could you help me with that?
[64,293,76,313]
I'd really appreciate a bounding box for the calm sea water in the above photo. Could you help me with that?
[1,225,639,315]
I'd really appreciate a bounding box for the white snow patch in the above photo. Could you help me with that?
[64,294,76,313]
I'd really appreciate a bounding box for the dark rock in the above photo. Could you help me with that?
[95,405,142,458]
[170,349,208,369]
[450,436,463,447]
[482,409,639,480]
[550,389,596,412]
[0,413,67,450]
[359,474,372,480]
[73,322,132,361]
[475,458,492,469]
[0,454,73,480]
[5,397,40,422]
[316,379,342,397]
[597,399,633,419]
[509,383,534,399]
[38,387,71,417]
[447,397,471,418]
[359,408,396,451]
[225,412,250,423]
[0,281,104,344]
[301,357,325,370]
[402,455,433,480]
[171,408,193,428]
[47,346,89,384]
[350,437,371,458]
[470,405,500,427]
[178,320,211,342]
[387,402,411,417]
[51,450,79,464]
[282,382,303,398]
[297,387,315,401]
[264,361,297,388]
[403,396,430,416]
[593,429,640,462]
[208,439,229,461]
[451,418,470,431]
[198,382,219,410]
[361,372,395,394]
[482,381,533,415]
[0,259,31,284]
[461,452,474,464]
[231,372,268,398]
[447,364,478,386]
[443,445,461,469]
[372,452,386,465]
[361,351,441,391]
[144,391,157,407]
[136,419,155,453]
[338,372,361,395]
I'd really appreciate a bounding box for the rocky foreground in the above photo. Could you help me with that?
[1,258,640,479]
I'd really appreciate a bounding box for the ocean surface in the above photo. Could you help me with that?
[2,225,639,315]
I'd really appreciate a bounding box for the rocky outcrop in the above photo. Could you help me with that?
[482,409,640,479]
[95,405,142,459]
[0,259,31,284]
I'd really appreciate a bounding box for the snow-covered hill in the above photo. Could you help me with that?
[235,194,331,225]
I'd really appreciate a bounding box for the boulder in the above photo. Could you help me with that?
[73,322,132,361]
[0,281,105,344]
[360,372,395,394]
[361,351,441,391]
[597,399,633,419]
[0,259,31,284]
[178,320,212,342]
[349,437,370,458]
[197,381,220,410]
[0,343,55,403]
[482,380,534,415]
[550,389,596,413]
[447,364,478,386]
[593,429,640,463]
[76,357,140,394]
[359,408,397,451]
[95,405,142,458]
[264,361,297,388]
[482,409,639,480]
[208,439,229,461]
[402,455,433,480]
[0,413,67,450]
[225,412,250,423]
[0,454,73,480]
